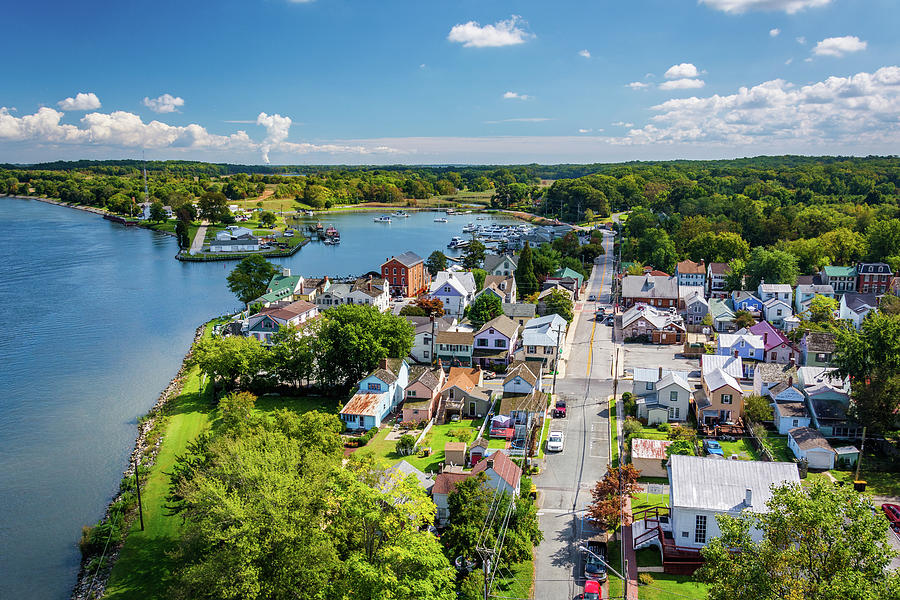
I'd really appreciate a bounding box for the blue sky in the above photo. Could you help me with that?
[1,0,898,164]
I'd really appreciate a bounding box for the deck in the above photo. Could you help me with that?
[632,506,704,575]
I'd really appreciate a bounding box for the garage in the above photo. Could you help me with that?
[787,427,835,470]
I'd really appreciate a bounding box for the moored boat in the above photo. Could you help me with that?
[374,215,392,223]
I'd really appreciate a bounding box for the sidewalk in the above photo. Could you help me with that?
[189,220,209,255]
[616,396,639,599]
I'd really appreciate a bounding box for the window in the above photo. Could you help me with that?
[423,336,431,344]
[423,350,430,358]
[401,268,406,275]
[367,382,380,391]
[489,328,495,334]
[669,406,680,419]
[393,267,397,275]
[494,339,506,348]
[670,390,678,403]
[749,349,754,357]
[646,382,653,390]
[792,419,799,427]
[816,353,828,362]
[545,346,553,354]
[444,286,451,293]
[770,352,776,360]
[721,394,732,405]
[681,531,689,538]
[477,338,488,347]
[527,345,536,354]
[776,309,783,317]
[695,515,707,544]
[401,277,406,285]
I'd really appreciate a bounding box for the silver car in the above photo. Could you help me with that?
[547,431,564,452]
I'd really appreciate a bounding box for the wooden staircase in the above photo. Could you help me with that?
[632,506,704,575]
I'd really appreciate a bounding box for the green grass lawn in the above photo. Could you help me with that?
[491,557,533,598]
[538,416,552,459]
[632,492,669,512]
[761,435,793,462]
[607,540,624,598]
[355,419,480,473]
[638,573,708,600]
[807,469,900,497]
[611,405,619,467]
[717,438,760,461]
[635,547,663,568]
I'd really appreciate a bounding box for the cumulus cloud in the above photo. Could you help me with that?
[447,15,531,48]
[813,36,867,57]
[142,93,185,114]
[664,63,701,79]
[700,0,831,14]
[612,121,634,127]
[578,128,592,133]
[619,66,900,148]
[578,49,591,58]
[503,91,531,100]
[770,28,781,37]
[660,78,706,90]
[57,93,101,111]
[628,81,650,90]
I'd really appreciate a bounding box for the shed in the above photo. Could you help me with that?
[788,427,835,470]
[445,441,467,467]
[834,445,860,468]
[631,438,673,478]
[469,438,491,466]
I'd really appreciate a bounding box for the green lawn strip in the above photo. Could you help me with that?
[638,572,708,600]
[761,435,793,462]
[610,405,618,467]
[635,547,663,568]
[717,438,760,461]
[354,419,479,473]
[252,394,341,416]
[607,540,624,598]
[538,416,553,458]
[807,469,900,496]
[632,493,669,513]
[488,438,508,449]
[492,556,534,599]
[635,429,669,440]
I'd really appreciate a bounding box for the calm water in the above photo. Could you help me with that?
[0,198,519,600]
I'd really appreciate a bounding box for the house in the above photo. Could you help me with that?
[762,297,793,329]
[856,262,892,295]
[631,438,673,478]
[706,262,731,299]
[797,365,850,394]
[483,254,519,277]
[520,314,566,370]
[385,460,434,495]
[503,360,543,394]
[808,397,859,439]
[473,315,520,368]
[800,331,836,367]
[821,265,857,294]
[209,234,260,253]
[468,437,491,466]
[636,371,692,424]
[432,472,472,525]
[339,358,409,430]
[404,315,455,364]
[548,267,585,291]
[471,450,522,496]
[445,442,467,466]
[536,285,575,316]
[622,303,686,344]
[795,284,835,315]
[701,354,744,381]
[753,362,799,397]
[478,275,517,304]
[498,387,547,447]
[757,282,792,304]
[747,320,800,365]
[216,225,253,240]
[428,271,477,317]
[662,455,800,551]
[402,367,446,424]
[764,381,806,405]
[381,251,429,298]
[675,260,706,288]
[503,302,536,327]
[434,329,474,367]
[622,274,679,309]
[257,268,305,305]
[298,277,330,302]
[839,292,878,329]
[315,283,352,309]
[633,367,693,396]
[773,401,811,435]
[681,288,709,326]
[696,367,743,426]
[716,332,764,373]
[242,300,318,343]
[787,427,836,469]
[731,291,764,316]
[438,366,492,422]
[834,446,860,468]
[708,298,736,332]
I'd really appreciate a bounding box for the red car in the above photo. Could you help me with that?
[882,503,900,531]
[578,579,602,600]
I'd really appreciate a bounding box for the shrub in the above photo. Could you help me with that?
[449,428,472,445]
[657,422,671,432]
[622,417,643,439]
[355,426,380,447]
[396,434,416,456]
[667,424,697,443]
[638,573,655,586]
[623,393,636,417]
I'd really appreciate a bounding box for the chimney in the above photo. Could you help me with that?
[745,488,752,507]
[789,355,796,367]
[659,366,663,379]
[282,267,291,277]
[486,458,494,470]
[788,376,793,387]
[764,333,768,345]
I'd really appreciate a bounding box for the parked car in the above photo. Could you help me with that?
[547,431,564,452]
[553,399,567,418]
[483,371,496,380]
[578,579,602,600]
[703,439,724,457]
[588,294,597,301]
[583,539,608,582]
[882,503,900,532]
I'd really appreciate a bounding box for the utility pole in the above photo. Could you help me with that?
[855,426,867,482]
[552,324,562,394]
[134,457,144,531]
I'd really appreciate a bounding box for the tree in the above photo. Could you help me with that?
[465,293,502,329]
[809,294,838,323]
[531,243,561,279]
[665,440,693,458]
[149,201,167,223]
[425,251,447,276]
[544,289,574,324]
[587,464,642,531]
[744,247,799,289]
[414,297,445,317]
[399,304,427,317]
[227,255,278,303]
[461,240,485,270]
[192,335,267,393]
[724,258,745,291]
[579,242,605,264]
[197,191,230,223]
[686,231,750,264]
[175,220,190,249]
[866,219,900,262]
[697,479,899,600]
[743,394,773,423]
[515,242,539,299]
[733,310,756,330]
[471,268,487,292]
[396,434,416,456]
[218,391,258,433]
[259,211,277,228]
[268,324,316,389]
[636,228,677,274]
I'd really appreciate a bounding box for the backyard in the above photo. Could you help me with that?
[355,418,484,473]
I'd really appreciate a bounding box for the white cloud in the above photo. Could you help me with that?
[578,128,592,133]
[503,91,531,100]
[142,93,185,114]
[619,66,900,148]
[628,81,650,90]
[785,58,794,65]
[578,49,591,59]
[448,15,531,48]
[664,63,700,79]
[659,78,706,90]
[57,93,101,111]
[813,36,867,58]
[796,36,806,45]
[770,28,781,37]
[612,121,634,127]
[419,63,426,69]
[700,0,831,14]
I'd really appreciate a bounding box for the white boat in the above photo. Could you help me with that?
[392,211,410,218]
[374,215,392,223]
[434,217,448,223]
[447,237,469,249]
[462,223,478,233]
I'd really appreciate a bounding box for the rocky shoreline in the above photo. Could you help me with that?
[70,322,207,600]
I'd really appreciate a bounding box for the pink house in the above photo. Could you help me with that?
[401,367,445,423]
[747,320,800,365]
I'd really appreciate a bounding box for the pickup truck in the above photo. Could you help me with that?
[552,400,567,418]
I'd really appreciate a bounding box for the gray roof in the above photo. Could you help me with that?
[811,398,849,421]
[803,332,836,353]
[503,303,536,319]
[789,427,834,452]
[483,254,518,272]
[797,284,834,296]
[759,283,793,294]
[387,251,424,267]
[478,314,520,340]
[773,401,808,418]
[386,460,434,493]
[703,368,740,393]
[756,362,798,385]
[702,354,743,379]
[842,292,878,312]
[622,274,678,300]
[404,315,455,335]
[210,236,259,247]
[669,454,800,513]
[857,262,891,274]
[633,367,692,383]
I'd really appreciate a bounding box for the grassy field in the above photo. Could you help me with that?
[635,547,663,568]
[632,492,669,512]
[806,469,900,496]
[491,557,534,598]
[607,540,624,598]
[761,435,793,462]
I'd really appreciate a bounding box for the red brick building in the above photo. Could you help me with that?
[856,262,892,295]
[381,251,429,297]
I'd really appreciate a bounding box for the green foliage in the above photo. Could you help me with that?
[638,573,655,586]
[465,293,503,329]
[697,479,900,600]
[515,242,539,299]
[218,391,257,433]
[149,201,167,223]
[743,394,773,423]
[193,335,267,392]
[197,191,230,223]
[175,220,190,249]
[622,417,643,439]
[399,304,427,316]
[622,392,636,416]
[733,309,756,329]
[462,240,486,270]
[743,247,799,289]
[472,268,487,291]
[226,255,278,303]
[809,294,839,323]
[544,289,574,324]
[396,434,416,455]
[258,210,277,228]
[666,424,697,443]
[665,439,693,457]
[426,250,448,276]
[687,231,750,263]
[656,422,671,432]
[866,219,900,262]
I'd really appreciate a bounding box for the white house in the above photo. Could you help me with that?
[503,360,543,394]
[681,287,709,326]
[403,316,456,364]
[347,284,390,312]
[429,271,477,318]
[209,235,260,253]
[757,282,792,304]
[795,284,835,314]
[339,358,409,430]
[635,371,692,424]
[839,293,878,329]
[520,314,566,370]
[483,254,519,277]
[762,297,793,329]
[788,427,836,469]
[773,401,811,435]
[660,455,800,551]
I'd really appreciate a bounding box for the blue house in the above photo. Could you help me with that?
[340,358,409,430]
[731,291,764,314]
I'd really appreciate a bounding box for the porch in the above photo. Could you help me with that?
[632,506,704,575]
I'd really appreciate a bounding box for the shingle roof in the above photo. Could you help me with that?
[755,362,798,386]
[857,262,891,274]
[773,401,808,418]
[404,315,455,335]
[811,398,848,421]
[436,330,474,345]
[471,449,522,492]
[622,274,678,300]
[503,303,536,318]
[704,368,740,393]
[432,472,471,495]
[804,332,836,353]
[386,251,424,268]
[498,390,547,415]
[842,292,878,312]
[709,298,735,320]
[632,438,673,460]
[669,454,800,512]
[409,367,442,392]
[483,254,518,272]
[708,262,731,275]
[676,260,705,274]
[441,367,482,393]
[477,314,519,340]
[387,460,434,493]
[503,361,540,387]
[789,427,835,452]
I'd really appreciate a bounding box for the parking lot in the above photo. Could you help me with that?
[622,343,701,377]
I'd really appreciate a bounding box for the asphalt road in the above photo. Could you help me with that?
[533,230,618,600]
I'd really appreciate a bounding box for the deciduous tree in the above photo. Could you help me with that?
[465,293,502,329]
[587,464,641,530]
[544,289,574,324]
[426,250,448,276]
[227,255,278,303]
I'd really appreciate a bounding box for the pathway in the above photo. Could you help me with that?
[189,220,209,255]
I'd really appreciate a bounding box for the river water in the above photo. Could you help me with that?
[0,198,519,600]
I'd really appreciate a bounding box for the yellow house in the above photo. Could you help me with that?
[696,368,743,426]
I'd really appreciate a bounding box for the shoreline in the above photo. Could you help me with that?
[69,322,209,600]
